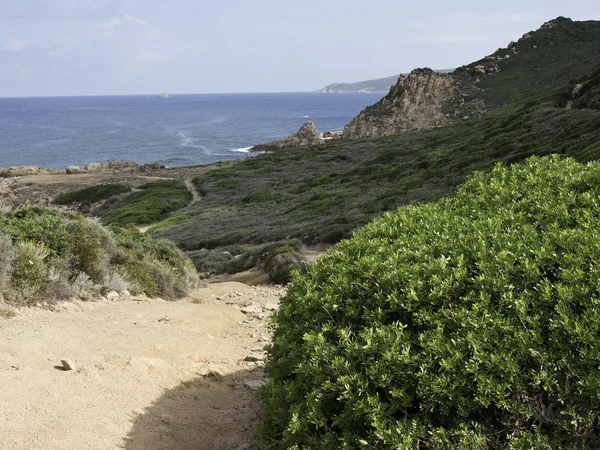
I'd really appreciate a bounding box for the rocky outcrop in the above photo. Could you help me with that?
[323,130,343,139]
[343,68,486,139]
[250,121,324,152]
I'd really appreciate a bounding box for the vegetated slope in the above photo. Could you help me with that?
[0,207,198,305]
[344,17,600,138]
[259,156,600,448]
[152,77,600,253]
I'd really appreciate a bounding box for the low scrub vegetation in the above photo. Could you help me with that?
[52,183,131,205]
[152,96,600,256]
[260,156,600,448]
[0,207,198,305]
[102,179,192,226]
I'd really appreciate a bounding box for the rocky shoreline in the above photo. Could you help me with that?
[0,160,166,178]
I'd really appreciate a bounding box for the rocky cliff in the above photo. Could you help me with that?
[343,68,485,139]
[343,17,596,140]
[250,121,324,152]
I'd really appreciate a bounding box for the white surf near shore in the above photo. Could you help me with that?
[230,147,253,153]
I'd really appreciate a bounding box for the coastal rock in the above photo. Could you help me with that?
[84,162,106,172]
[343,68,486,139]
[323,130,343,139]
[140,162,163,171]
[66,166,82,174]
[250,121,324,152]
[0,166,62,177]
[83,160,140,173]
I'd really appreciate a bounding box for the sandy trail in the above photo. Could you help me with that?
[0,282,284,450]
[184,178,202,207]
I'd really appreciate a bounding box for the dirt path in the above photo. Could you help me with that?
[0,282,284,450]
[184,178,202,207]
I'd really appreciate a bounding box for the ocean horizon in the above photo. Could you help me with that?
[0,92,382,169]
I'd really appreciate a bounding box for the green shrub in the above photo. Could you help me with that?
[11,241,49,297]
[0,207,198,305]
[52,184,131,205]
[260,156,600,448]
[0,233,15,285]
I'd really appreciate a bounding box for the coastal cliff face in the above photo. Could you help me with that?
[343,68,485,139]
[343,17,598,140]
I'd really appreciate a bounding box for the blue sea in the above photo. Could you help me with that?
[0,93,382,169]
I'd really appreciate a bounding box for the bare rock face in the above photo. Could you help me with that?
[250,121,324,152]
[343,68,486,139]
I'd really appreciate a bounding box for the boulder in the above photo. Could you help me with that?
[141,162,162,171]
[66,166,82,174]
[250,121,324,152]
[84,162,108,173]
[266,252,306,284]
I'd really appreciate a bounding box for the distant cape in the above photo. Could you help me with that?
[316,70,453,94]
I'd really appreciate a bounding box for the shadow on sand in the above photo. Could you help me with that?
[123,368,264,450]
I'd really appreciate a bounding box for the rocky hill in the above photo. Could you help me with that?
[344,68,485,138]
[344,17,600,138]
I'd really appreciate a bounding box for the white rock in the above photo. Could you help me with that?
[60,359,76,371]
[106,291,119,301]
[244,379,265,390]
[263,302,279,311]
[198,364,211,376]
[240,305,262,315]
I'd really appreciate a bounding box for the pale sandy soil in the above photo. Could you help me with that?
[0,282,284,450]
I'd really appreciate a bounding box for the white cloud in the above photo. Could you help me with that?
[3,38,30,52]
[92,14,148,39]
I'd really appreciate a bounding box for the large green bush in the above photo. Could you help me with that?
[0,207,199,305]
[260,156,600,449]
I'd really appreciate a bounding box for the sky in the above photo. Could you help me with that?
[1,0,599,97]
